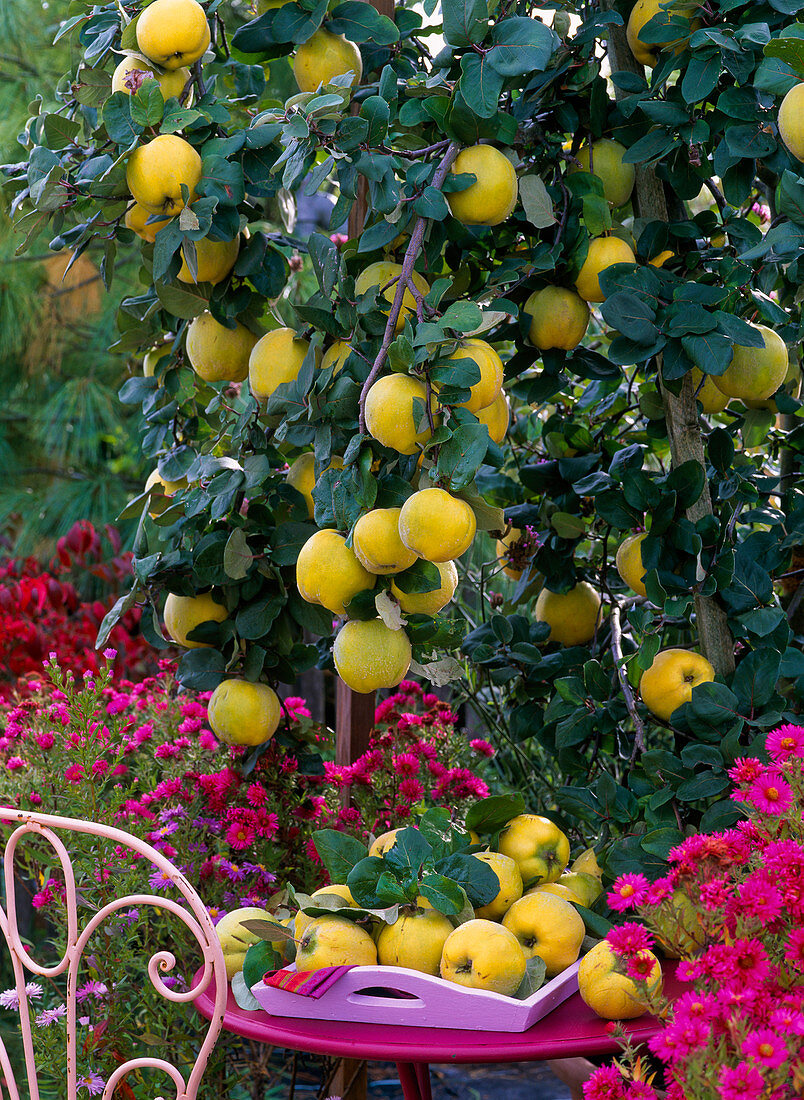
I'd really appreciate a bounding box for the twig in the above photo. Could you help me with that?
[610,603,646,763]
[358,141,460,432]
[704,176,726,213]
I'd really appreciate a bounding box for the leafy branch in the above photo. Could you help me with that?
[358,140,460,433]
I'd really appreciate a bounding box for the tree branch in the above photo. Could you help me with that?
[610,603,646,763]
[358,141,460,432]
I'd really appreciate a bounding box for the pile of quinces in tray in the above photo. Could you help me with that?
[216,796,646,1010]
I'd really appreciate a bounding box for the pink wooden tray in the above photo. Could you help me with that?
[251,960,580,1032]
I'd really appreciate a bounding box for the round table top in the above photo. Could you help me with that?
[193,962,681,1064]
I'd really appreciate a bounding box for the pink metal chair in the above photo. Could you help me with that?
[0,806,228,1099]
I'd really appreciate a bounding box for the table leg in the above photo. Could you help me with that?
[415,1062,432,1100]
[396,1061,430,1100]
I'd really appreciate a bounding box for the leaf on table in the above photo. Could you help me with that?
[513,956,547,1000]
[232,971,264,1012]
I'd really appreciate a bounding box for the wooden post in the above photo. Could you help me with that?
[333,2,392,1095]
[331,679,375,1100]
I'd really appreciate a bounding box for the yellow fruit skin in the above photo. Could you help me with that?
[690,368,728,414]
[472,852,524,920]
[286,453,316,519]
[558,871,603,907]
[296,885,356,939]
[216,907,279,980]
[527,882,583,905]
[136,0,210,69]
[447,146,519,227]
[333,619,412,694]
[364,374,436,454]
[126,134,202,215]
[207,679,281,747]
[296,529,375,617]
[293,29,363,92]
[391,560,458,616]
[355,262,430,333]
[502,892,585,977]
[440,919,527,996]
[249,328,319,401]
[651,889,706,958]
[626,0,699,67]
[579,941,662,1019]
[639,648,715,722]
[369,829,402,858]
[443,339,504,413]
[321,340,353,375]
[571,848,603,878]
[779,83,804,161]
[524,287,590,352]
[535,582,601,646]
[398,488,477,563]
[111,57,193,102]
[377,908,455,975]
[163,591,227,649]
[143,345,172,377]
[178,237,240,284]
[575,237,636,303]
[353,508,418,575]
[712,325,789,402]
[571,139,635,207]
[498,814,571,888]
[296,916,378,972]
[477,390,510,443]
[144,467,187,517]
[616,532,648,598]
[125,203,170,243]
[185,313,257,384]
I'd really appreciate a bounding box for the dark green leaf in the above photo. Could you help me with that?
[313,829,369,882]
[329,2,399,43]
[487,17,555,75]
[465,793,526,833]
[458,54,505,118]
[442,0,488,46]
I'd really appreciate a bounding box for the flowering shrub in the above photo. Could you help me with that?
[584,723,804,1100]
[0,661,492,1093]
[0,520,151,698]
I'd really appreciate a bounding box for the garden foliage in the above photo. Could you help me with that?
[5,0,804,878]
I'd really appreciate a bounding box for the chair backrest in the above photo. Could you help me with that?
[0,806,228,1100]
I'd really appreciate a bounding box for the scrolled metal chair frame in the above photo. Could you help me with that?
[0,807,227,1100]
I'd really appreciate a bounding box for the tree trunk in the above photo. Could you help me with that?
[606,13,735,677]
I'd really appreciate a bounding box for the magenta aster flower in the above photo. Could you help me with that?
[746,771,793,815]
[607,923,654,956]
[784,927,804,967]
[718,1061,765,1100]
[727,757,764,783]
[742,1028,788,1068]
[765,722,804,761]
[607,873,649,912]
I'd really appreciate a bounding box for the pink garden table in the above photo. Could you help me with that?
[193,962,682,1100]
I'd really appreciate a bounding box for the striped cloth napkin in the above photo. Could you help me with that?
[262,966,356,998]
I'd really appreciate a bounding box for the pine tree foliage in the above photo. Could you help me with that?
[0,2,143,554]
